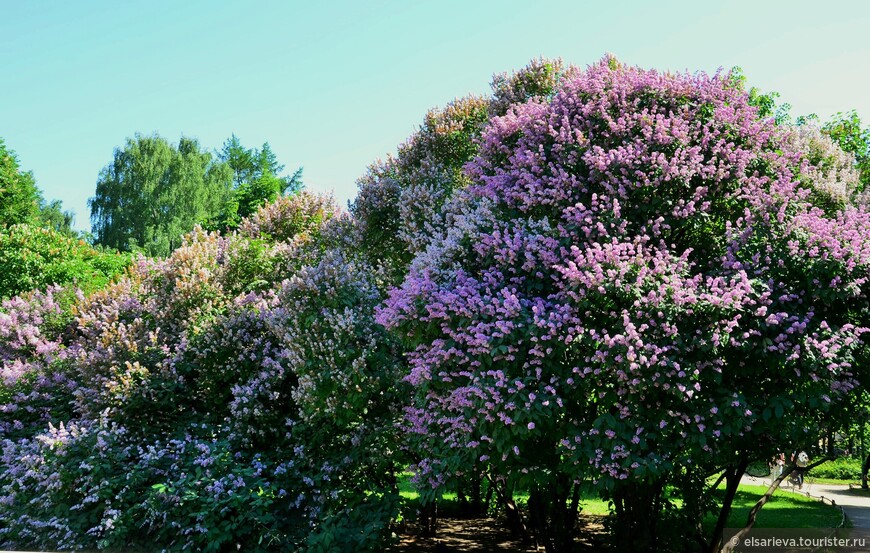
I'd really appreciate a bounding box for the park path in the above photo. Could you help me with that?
[742,474,870,529]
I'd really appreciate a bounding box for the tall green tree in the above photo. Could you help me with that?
[1,138,75,235]
[36,199,75,236]
[208,135,302,231]
[0,138,41,227]
[89,134,232,256]
[221,134,256,187]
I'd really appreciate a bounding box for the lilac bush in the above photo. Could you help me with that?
[239,192,341,243]
[378,57,870,551]
[0,286,64,387]
[0,192,405,551]
[0,286,79,440]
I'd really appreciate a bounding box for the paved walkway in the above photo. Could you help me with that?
[742,475,870,528]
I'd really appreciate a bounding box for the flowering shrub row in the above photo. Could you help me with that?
[1,193,405,551]
[2,57,870,552]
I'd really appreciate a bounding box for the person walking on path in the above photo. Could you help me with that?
[770,453,785,486]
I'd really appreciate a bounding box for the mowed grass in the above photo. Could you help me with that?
[809,476,862,485]
[399,475,842,528]
[704,485,844,529]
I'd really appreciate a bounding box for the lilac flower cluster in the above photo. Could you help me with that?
[789,124,862,208]
[0,286,64,387]
[0,286,78,439]
[352,58,577,284]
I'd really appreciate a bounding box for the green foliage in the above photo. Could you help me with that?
[489,57,575,116]
[811,457,863,480]
[0,224,131,300]
[206,135,304,232]
[0,138,77,236]
[730,69,869,201]
[0,138,41,227]
[223,238,278,295]
[89,134,233,257]
[730,67,793,124]
[36,198,75,236]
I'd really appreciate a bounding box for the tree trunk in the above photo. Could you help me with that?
[863,452,870,490]
[486,476,529,542]
[860,419,866,468]
[469,473,483,517]
[502,493,528,542]
[706,458,750,553]
[682,468,716,551]
[567,482,582,532]
[527,478,576,553]
[550,477,577,553]
[484,477,494,514]
[612,479,665,552]
[527,488,547,552]
[722,456,832,553]
[419,499,438,537]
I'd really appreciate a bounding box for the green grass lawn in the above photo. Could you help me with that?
[810,476,862,485]
[398,475,842,529]
[706,485,844,529]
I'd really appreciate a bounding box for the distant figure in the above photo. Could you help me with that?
[770,453,785,485]
[794,451,809,489]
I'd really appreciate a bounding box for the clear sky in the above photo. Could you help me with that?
[2,0,868,232]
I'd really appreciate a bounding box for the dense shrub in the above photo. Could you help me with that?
[0,286,78,441]
[352,58,576,284]
[789,124,862,210]
[811,457,863,481]
[0,224,131,300]
[378,56,870,551]
[0,192,406,551]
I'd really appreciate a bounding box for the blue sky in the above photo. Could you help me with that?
[2,0,868,232]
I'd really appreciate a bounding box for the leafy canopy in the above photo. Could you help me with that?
[89,134,233,257]
[0,138,75,235]
[206,135,303,232]
[0,224,131,300]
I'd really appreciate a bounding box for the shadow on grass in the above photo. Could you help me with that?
[392,482,842,552]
